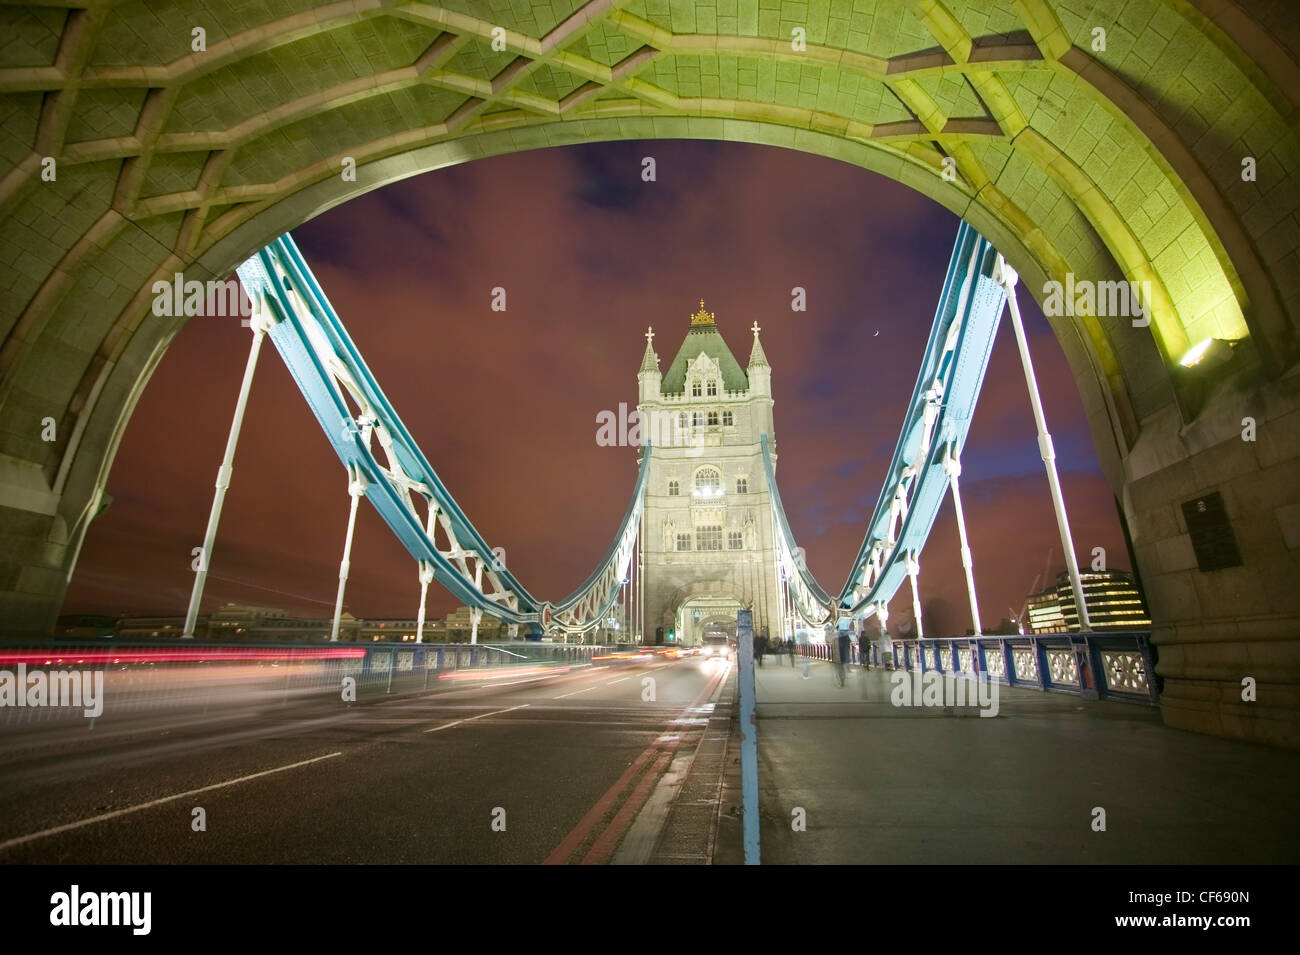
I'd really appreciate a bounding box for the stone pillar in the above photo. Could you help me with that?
[0,457,74,637]
[1124,367,1300,748]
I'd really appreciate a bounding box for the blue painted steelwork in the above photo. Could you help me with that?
[736,608,760,864]
[760,222,1008,623]
[235,233,649,633]
[839,223,1006,614]
[239,222,1003,639]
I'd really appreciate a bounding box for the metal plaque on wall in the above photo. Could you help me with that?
[1181,491,1242,572]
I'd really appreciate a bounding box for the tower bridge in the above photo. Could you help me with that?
[1,0,1299,875]
[0,219,1285,873]
[188,223,1040,668]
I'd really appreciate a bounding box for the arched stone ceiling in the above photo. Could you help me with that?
[0,0,1296,634]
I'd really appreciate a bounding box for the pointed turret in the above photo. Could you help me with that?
[640,330,660,374]
[747,320,770,370]
[747,320,771,399]
[637,326,661,402]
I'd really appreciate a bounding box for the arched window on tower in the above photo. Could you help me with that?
[736,477,748,494]
[707,380,717,396]
[694,467,722,499]
[691,381,702,397]
[668,480,679,497]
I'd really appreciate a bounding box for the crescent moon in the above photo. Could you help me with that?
[873,330,879,337]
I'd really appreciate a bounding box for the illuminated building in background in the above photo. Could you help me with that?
[1025,570,1151,633]
[1062,571,1151,629]
[1026,589,1068,634]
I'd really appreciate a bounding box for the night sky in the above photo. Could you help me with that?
[65,140,1129,636]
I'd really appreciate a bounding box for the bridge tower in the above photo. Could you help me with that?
[637,302,784,646]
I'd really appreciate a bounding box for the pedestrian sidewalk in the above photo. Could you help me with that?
[751,658,1300,864]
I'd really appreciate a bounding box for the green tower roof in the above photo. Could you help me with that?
[659,301,749,395]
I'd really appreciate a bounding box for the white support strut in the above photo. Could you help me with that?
[905,551,923,639]
[415,505,437,643]
[994,256,1092,630]
[330,462,369,642]
[470,561,484,644]
[182,310,275,638]
[415,562,434,644]
[942,444,983,637]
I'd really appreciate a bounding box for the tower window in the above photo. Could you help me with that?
[668,480,679,497]
[728,531,744,550]
[692,411,703,427]
[736,477,748,494]
[722,411,734,426]
[691,381,702,397]
[678,412,688,430]
[697,526,723,551]
[707,380,717,396]
[694,468,721,498]
[676,533,692,551]
[707,411,719,426]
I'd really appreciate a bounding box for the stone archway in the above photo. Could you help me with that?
[660,579,750,644]
[1,1,1297,745]
[698,616,736,637]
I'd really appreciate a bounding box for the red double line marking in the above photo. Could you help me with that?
[543,664,727,865]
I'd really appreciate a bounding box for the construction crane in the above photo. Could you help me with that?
[1015,547,1056,633]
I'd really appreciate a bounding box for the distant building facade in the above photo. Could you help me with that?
[55,614,117,637]
[1025,570,1151,634]
[1025,589,1068,634]
[111,602,509,642]
[1062,570,1151,630]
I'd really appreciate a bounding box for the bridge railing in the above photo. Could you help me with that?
[790,633,1159,704]
[0,641,612,727]
[881,633,1159,705]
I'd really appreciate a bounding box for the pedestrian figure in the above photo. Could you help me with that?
[834,624,852,688]
[877,627,894,670]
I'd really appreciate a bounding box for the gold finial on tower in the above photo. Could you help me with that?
[690,299,715,326]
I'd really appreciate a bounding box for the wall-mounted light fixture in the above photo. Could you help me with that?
[1179,337,1237,372]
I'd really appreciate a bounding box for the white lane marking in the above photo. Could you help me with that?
[553,685,599,700]
[0,752,343,853]
[606,677,630,685]
[424,703,530,733]
[425,719,466,733]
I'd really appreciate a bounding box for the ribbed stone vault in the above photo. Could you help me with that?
[1,0,1298,745]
